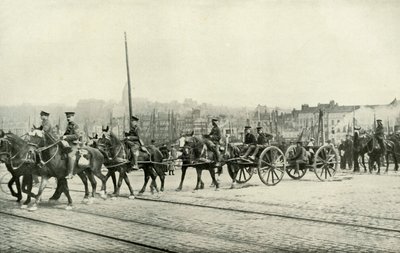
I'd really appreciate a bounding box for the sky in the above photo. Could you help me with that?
[0,0,399,109]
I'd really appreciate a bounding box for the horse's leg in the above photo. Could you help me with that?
[92,168,106,199]
[21,175,33,208]
[139,169,150,194]
[6,165,21,201]
[49,177,63,202]
[105,169,117,194]
[377,155,381,174]
[150,168,159,194]
[114,170,124,197]
[385,152,390,173]
[77,171,90,201]
[60,178,73,210]
[29,176,49,211]
[157,166,165,192]
[209,167,219,190]
[393,151,399,171]
[176,166,187,191]
[122,170,135,199]
[194,168,202,190]
[85,170,97,202]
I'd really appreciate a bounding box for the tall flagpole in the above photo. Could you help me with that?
[124,32,133,121]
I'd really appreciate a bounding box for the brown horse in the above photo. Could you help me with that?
[356,132,399,174]
[177,134,219,191]
[97,132,167,197]
[24,129,106,210]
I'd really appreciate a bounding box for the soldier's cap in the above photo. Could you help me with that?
[102,126,109,132]
[211,118,219,122]
[310,138,315,141]
[151,140,155,144]
[65,112,75,117]
[40,111,49,116]
[256,126,263,130]
[377,119,382,122]
[244,126,252,129]
[296,141,303,144]
[131,116,139,121]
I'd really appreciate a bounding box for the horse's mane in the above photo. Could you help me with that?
[5,132,26,148]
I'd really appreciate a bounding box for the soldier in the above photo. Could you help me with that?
[375,119,386,154]
[241,126,257,159]
[125,116,142,170]
[38,111,53,134]
[338,139,346,169]
[248,126,273,160]
[344,134,353,169]
[203,118,222,167]
[289,141,308,175]
[62,112,80,179]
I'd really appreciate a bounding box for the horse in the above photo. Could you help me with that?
[176,133,219,191]
[223,142,247,188]
[97,132,166,197]
[353,130,370,173]
[357,132,399,174]
[0,130,34,206]
[23,129,106,210]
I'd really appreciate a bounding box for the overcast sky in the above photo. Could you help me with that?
[0,0,399,109]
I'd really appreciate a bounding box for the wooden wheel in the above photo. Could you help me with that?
[235,165,254,183]
[314,144,339,181]
[258,146,286,186]
[285,145,308,180]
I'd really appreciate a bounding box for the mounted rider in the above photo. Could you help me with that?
[26,111,54,164]
[100,125,113,161]
[241,126,257,159]
[248,126,273,161]
[124,115,143,170]
[375,119,386,154]
[203,118,222,167]
[61,112,80,179]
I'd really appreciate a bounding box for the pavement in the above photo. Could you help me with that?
[1,164,400,252]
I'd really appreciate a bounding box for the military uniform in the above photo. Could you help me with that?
[242,127,257,158]
[125,116,142,169]
[375,121,386,153]
[39,119,53,134]
[204,119,222,166]
[249,131,273,159]
[289,142,308,174]
[63,112,79,179]
[63,121,79,143]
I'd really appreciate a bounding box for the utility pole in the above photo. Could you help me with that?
[124,32,133,121]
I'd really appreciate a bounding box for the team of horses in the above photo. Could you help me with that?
[0,128,399,212]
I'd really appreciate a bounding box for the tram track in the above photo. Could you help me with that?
[0,210,175,253]
[2,180,400,236]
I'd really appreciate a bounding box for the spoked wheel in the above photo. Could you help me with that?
[285,145,308,179]
[235,166,254,183]
[0,173,11,194]
[314,144,339,181]
[258,146,286,186]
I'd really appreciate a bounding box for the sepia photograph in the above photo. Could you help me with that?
[0,0,399,252]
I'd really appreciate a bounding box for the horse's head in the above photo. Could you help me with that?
[0,136,11,163]
[24,129,47,164]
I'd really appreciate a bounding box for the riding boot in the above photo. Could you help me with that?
[65,153,74,179]
[249,146,260,161]
[213,147,222,167]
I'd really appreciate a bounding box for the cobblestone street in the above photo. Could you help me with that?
[1,165,400,252]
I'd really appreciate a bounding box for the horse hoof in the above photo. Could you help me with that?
[128,195,135,200]
[175,188,181,192]
[110,196,117,200]
[82,198,89,203]
[20,204,28,209]
[48,199,58,204]
[65,205,73,210]
[138,192,144,196]
[28,205,38,212]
